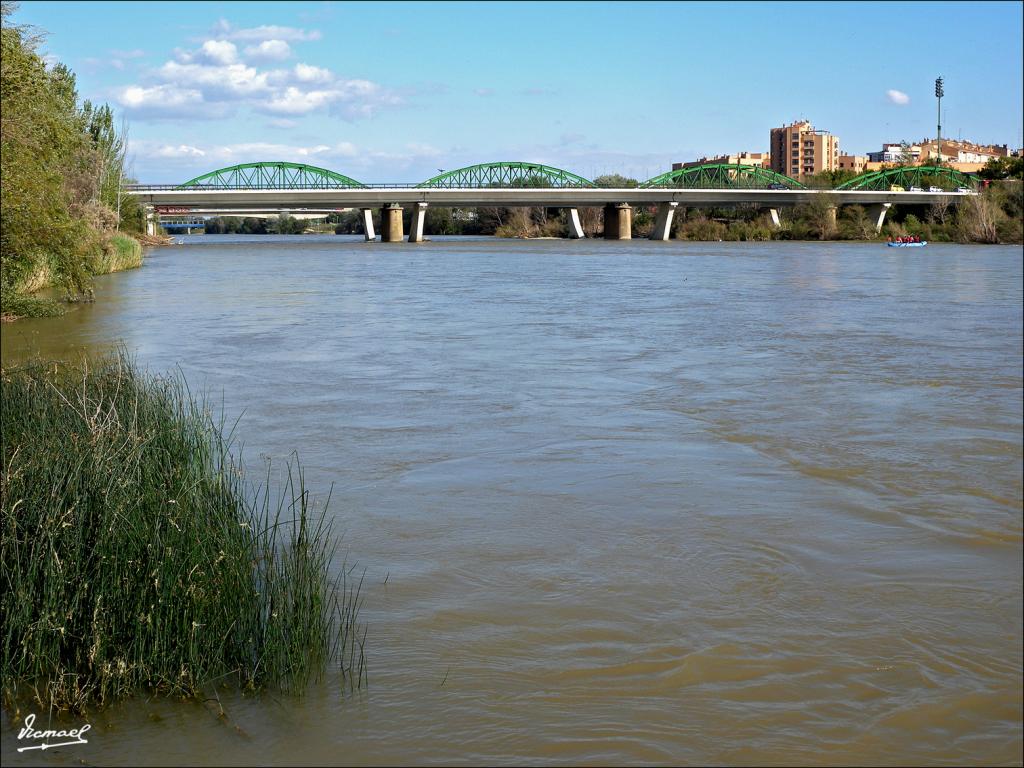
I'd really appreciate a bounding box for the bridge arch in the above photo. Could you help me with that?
[835,165,977,191]
[641,164,805,189]
[416,162,596,188]
[178,161,365,189]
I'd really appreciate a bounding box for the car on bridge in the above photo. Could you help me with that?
[767,182,788,190]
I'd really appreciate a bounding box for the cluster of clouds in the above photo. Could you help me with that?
[113,20,400,121]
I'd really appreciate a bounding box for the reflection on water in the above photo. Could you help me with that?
[2,236,1022,766]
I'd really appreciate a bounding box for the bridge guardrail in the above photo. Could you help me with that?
[125,183,598,191]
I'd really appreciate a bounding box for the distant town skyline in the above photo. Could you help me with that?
[11,0,1024,183]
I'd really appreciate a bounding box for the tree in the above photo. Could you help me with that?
[797,193,838,240]
[978,156,1024,181]
[593,174,638,188]
[1,2,142,314]
[269,214,307,235]
[897,140,916,166]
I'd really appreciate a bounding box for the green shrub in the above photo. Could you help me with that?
[1,354,364,711]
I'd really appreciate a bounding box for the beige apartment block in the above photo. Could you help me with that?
[918,138,1009,164]
[837,155,869,174]
[770,120,840,182]
[672,152,770,171]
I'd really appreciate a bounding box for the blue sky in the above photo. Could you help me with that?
[10,0,1024,183]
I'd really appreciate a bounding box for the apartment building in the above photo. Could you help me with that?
[867,143,922,164]
[672,152,770,171]
[869,139,1008,165]
[837,155,869,174]
[920,138,1009,163]
[769,120,840,181]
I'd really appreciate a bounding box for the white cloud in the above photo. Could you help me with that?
[211,19,322,42]
[886,89,910,105]
[158,60,270,99]
[474,88,494,97]
[197,40,238,65]
[262,86,341,115]
[116,84,231,119]
[154,144,207,158]
[293,63,333,83]
[244,40,291,62]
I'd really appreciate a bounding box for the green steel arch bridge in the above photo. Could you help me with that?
[416,162,596,188]
[178,161,366,189]
[834,165,978,191]
[641,164,806,189]
[128,160,978,243]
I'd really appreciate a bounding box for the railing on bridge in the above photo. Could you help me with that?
[126,182,426,191]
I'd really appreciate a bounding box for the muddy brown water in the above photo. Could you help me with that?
[2,236,1021,766]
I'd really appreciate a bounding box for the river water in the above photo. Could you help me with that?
[2,236,1022,766]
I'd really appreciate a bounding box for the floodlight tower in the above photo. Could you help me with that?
[935,76,944,163]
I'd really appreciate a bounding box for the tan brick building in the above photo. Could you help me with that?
[673,152,770,171]
[837,155,869,174]
[770,120,840,182]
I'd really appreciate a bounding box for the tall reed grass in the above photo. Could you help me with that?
[1,354,364,711]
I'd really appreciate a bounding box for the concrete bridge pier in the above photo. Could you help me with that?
[380,204,404,242]
[768,208,782,229]
[408,203,428,242]
[867,202,892,233]
[826,206,838,231]
[603,203,632,240]
[361,208,376,241]
[145,206,156,236]
[649,202,679,240]
[566,208,585,239]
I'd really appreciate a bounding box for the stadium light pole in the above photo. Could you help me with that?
[935,76,944,164]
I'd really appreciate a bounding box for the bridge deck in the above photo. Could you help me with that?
[128,187,972,210]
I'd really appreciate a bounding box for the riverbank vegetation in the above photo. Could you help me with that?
[1,4,145,320]
[0,354,364,711]
[331,179,1018,243]
[203,214,310,235]
[673,180,1021,244]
